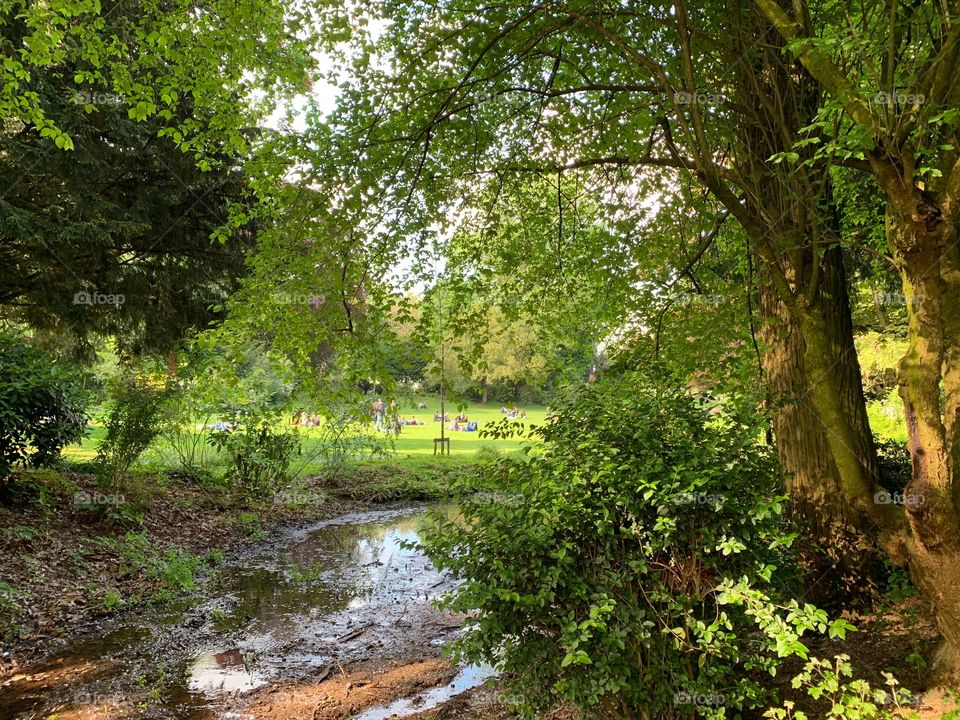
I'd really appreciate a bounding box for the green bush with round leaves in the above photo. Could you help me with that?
[0,333,89,476]
[419,367,846,719]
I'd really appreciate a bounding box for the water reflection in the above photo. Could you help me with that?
[353,663,496,720]
[0,505,461,719]
[189,649,267,694]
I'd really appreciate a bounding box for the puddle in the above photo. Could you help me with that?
[354,663,496,720]
[0,505,482,719]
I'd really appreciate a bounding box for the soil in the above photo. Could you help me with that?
[238,659,457,719]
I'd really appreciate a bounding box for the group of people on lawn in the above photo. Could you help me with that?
[500,406,527,419]
[368,399,478,433]
[289,400,527,434]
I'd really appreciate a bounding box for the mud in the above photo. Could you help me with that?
[0,505,494,719]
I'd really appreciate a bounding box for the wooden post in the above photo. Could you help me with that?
[435,290,449,457]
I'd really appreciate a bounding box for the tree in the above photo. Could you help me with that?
[422,307,553,403]
[752,0,960,681]
[300,0,883,587]
[1,0,317,355]
[0,83,256,357]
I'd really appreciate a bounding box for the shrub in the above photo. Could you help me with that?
[96,373,170,488]
[763,655,933,720]
[160,396,223,485]
[0,333,89,476]
[419,367,834,719]
[208,420,299,499]
[290,403,389,477]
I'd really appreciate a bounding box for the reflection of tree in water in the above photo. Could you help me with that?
[218,510,455,632]
[294,512,435,558]
[304,520,392,554]
[218,566,358,630]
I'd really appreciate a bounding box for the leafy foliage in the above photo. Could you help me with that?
[208,419,299,499]
[1,0,314,159]
[95,372,170,488]
[418,367,827,718]
[763,655,931,720]
[875,439,912,494]
[0,333,89,476]
[0,53,256,357]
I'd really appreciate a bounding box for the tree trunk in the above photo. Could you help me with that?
[749,0,960,683]
[886,204,960,682]
[758,247,885,603]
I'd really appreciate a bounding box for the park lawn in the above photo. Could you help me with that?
[365,397,547,458]
[63,396,548,472]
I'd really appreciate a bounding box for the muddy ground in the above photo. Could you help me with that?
[0,480,506,720]
[1,470,346,669]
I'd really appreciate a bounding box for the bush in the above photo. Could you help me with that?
[160,394,223,485]
[290,403,389,477]
[419,368,834,719]
[0,333,89,476]
[208,420,299,499]
[763,655,935,720]
[96,373,170,488]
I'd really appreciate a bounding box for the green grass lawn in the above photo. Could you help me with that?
[364,397,546,457]
[64,395,547,474]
